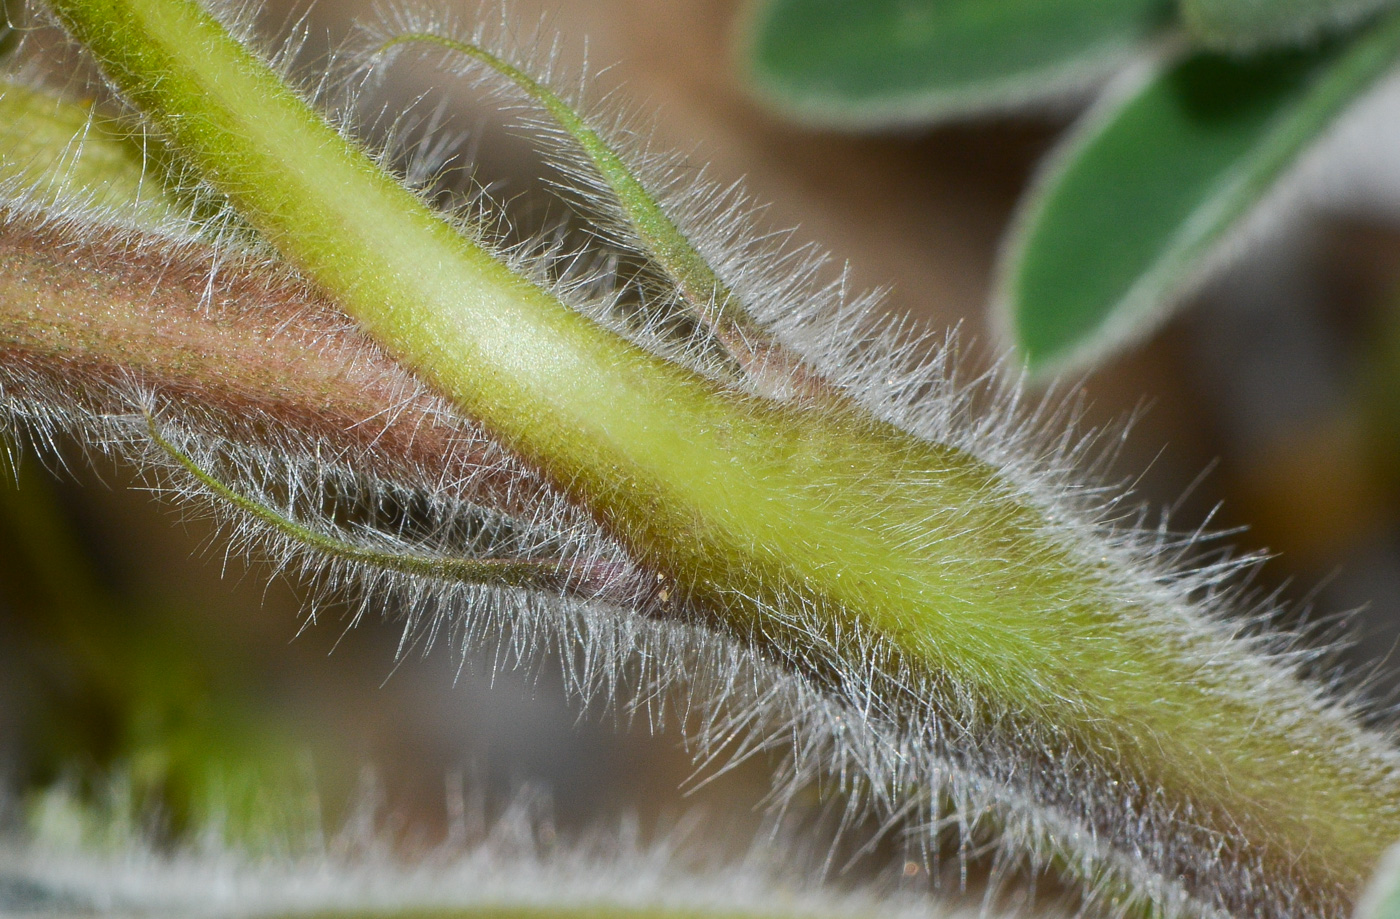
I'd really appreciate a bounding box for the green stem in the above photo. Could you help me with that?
[370,33,829,402]
[38,0,1400,915]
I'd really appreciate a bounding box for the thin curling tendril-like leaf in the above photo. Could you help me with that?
[370,31,832,403]
[145,412,579,591]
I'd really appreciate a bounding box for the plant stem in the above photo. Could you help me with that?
[0,220,519,498]
[372,32,832,402]
[36,0,1400,915]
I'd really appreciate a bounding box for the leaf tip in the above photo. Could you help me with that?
[1359,841,1400,919]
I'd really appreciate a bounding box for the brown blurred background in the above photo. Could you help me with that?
[4,0,1400,893]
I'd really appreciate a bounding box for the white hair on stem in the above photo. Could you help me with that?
[0,207,1245,918]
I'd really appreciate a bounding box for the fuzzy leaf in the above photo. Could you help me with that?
[995,11,1400,376]
[739,0,1173,126]
[2,811,1001,919]
[1182,0,1400,49]
[145,413,591,593]
[0,78,181,222]
[1360,844,1400,919]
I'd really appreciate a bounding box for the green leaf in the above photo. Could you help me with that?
[145,413,583,590]
[1182,0,1400,50]
[994,10,1400,377]
[0,79,182,224]
[1360,844,1400,919]
[739,0,1173,127]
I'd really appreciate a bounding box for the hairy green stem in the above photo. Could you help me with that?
[372,32,829,402]
[34,0,1400,915]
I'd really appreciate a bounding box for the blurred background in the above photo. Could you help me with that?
[4,0,1400,898]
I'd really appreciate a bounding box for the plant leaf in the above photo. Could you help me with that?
[0,78,182,223]
[145,412,592,593]
[994,10,1400,377]
[1359,844,1400,919]
[1182,0,1400,49]
[739,0,1173,127]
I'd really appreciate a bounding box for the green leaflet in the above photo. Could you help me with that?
[1360,845,1400,919]
[739,0,1173,127]
[1182,0,1400,49]
[994,10,1400,377]
[0,78,181,223]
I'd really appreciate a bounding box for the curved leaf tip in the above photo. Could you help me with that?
[995,12,1400,377]
[739,0,1173,127]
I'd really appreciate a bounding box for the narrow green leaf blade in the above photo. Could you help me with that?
[739,0,1173,127]
[1182,0,1400,50]
[995,11,1400,376]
